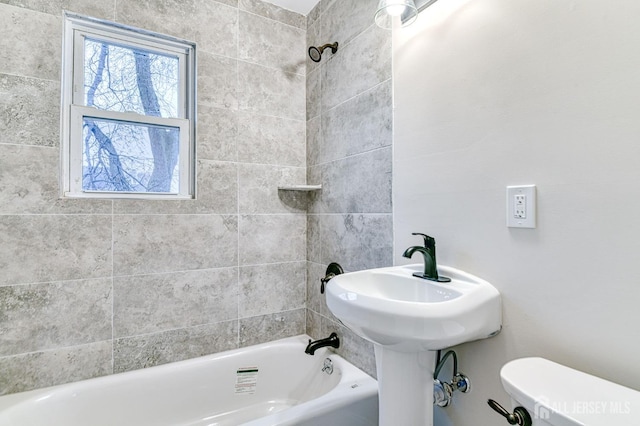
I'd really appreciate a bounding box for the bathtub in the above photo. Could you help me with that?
[0,335,378,426]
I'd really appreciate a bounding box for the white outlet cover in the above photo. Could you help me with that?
[507,185,536,228]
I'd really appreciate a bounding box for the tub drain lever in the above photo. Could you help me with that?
[322,358,333,375]
[487,399,532,426]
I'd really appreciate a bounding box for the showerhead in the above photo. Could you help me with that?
[308,42,339,63]
[308,46,322,62]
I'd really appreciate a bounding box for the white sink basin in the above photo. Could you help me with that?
[326,264,502,352]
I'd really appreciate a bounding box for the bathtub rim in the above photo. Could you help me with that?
[0,334,378,425]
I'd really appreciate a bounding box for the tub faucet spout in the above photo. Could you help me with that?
[305,333,340,355]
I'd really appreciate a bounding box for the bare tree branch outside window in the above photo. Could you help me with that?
[82,39,180,193]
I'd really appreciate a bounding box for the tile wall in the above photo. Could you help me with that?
[304,0,394,378]
[0,0,308,395]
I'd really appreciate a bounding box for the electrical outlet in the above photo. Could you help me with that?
[507,185,536,228]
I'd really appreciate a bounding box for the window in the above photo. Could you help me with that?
[61,13,196,199]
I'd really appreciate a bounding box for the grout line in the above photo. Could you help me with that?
[114,318,240,341]
[0,261,312,288]
[236,56,306,78]
[320,77,392,118]
[238,8,306,33]
[309,144,393,168]
[233,162,306,170]
[232,110,306,124]
[235,13,242,348]
[0,340,114,360]
[0,142,58,149]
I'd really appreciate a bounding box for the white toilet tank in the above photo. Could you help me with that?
[500,357,640,426]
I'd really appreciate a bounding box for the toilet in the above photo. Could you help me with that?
[500,357,640,426]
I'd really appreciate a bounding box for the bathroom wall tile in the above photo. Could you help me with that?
[321,24,391,112]
[238,61,305,121]
[305,14,321,74]
[113,160,238,214]
[237,112,306,167]
[113,321,238,373]
[320,214,393,272]
[309,162,344,213]
[239,0,305,29]
[239,308,305,347]
[197,105,238,162]
[114,268,238,338]
[0,341,113,396]
[323,80,392,160]
[0,215,112,286]
[321,0,378,47]
[307,215,321,263]
[239,261,305,318]
[306,1,321,27]
[0,0,115,19]
[0,279,112,356]
[319,0,337,14]
[198,52,238,110]
[238,164,307,213]
[311,148,392,214]
[304,0,391,382]
[195,162,237,215]
[306,261,332,318]
[273,189,311,214]
[239,215,306,265]
[306,116,321,168]
[213,0,237,7]
[239,11,306,76]
[60,0,116,18]
[306,164,322,212]
[0,5,61,80]
[0,0,325,396]
[346,148,393,213]
[214,0,237,7]
[306,67,321,120]
[113,215,238,276]
[115,0,237,58]
[322,316,376,378]
[0,145,113,215]
[305,306,322,340]
[0,74,60,147]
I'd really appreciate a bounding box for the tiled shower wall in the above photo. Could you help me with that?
[304,0,394,378]
[0,0,308,395]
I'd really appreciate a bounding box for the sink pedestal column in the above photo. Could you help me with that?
[374,345,437,426]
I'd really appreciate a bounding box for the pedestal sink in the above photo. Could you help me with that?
[325,264,501,426]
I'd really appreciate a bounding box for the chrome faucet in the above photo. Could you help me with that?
[402,232,450,282]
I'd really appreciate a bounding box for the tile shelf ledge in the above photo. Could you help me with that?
[277,184,322,191]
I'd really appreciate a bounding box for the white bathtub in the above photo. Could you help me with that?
[0,335,378,426]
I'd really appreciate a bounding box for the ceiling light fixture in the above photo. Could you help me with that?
[374,0,439,29]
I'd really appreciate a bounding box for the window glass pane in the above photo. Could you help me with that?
[84,38,179,118]
[82,117,180,193]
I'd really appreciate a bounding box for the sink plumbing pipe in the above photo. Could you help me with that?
[433,350,471,407]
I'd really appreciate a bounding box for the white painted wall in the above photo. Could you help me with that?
[393,0,640,424]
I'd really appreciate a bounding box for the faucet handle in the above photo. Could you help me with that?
[412,232,435,249]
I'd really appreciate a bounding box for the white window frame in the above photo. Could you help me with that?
[60,13,197,200]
